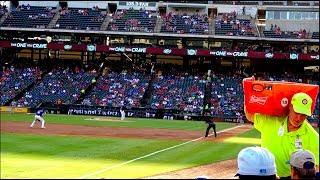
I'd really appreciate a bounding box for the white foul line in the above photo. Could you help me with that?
[79,125,245,179]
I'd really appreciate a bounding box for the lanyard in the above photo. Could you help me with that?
[278,121,285,136]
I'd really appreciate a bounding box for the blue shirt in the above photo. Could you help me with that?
[36,110,45,116]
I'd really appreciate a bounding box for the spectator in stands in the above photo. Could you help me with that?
[235,146,278,179]
[289,149,316,179]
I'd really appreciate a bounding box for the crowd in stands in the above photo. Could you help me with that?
[11,66,97,108]
[108,8,156,32]
[215,11,256,36]
[1,59,318,122]
[264,24,309,39]
[0,66,41,106]
[209,73,244,118]
[2,5,55,28]
[56,7,106,30]
[82,69,150,108]
[149,72,206,114]
[0,4,8,19]
[161,12,209,34]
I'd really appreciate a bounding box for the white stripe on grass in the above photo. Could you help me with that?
[79,125,246,179]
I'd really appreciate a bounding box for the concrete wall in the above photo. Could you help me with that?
[19,1,59,8]
[167,7,207,15]
[19,1,108,9]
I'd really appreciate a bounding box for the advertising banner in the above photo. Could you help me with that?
[0,40,318,61]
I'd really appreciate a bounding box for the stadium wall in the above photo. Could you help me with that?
[19,1,59,8]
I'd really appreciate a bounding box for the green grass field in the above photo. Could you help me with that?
[0,112,261,178]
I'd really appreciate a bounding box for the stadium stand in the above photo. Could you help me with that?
[0,66,41,106]
[107,8,157,32]
[264,24,308,39]
[210,73,244,118]
[55,7,106,30]
[11,66,97,108]
[0,4,8,19]
[82,71,150,108]
[1,5,55,28]
[215,12,256,37]
[161,12,209,34]
[149,73,206,114]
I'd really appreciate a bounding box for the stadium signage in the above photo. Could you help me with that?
[187,49,197,56]
[265,53,274,58]
[231,51,248,57]
[290,53,299,60]
[163,49,172,54]
[310,55,319,60]
[210,51,226,56]
[109,47,146,53]
[68,108,134,117]
[210,51,248,57]
[109,46,125,52]
[131,47,147,53]
[11,42,47,49]
[87,44,96,52]
[1,41,319,61]
[64,45,72,50]
[126,2,149,7]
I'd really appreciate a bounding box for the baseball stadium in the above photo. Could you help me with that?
[0,0,319,179]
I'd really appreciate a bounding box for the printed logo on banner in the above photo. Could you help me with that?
[281,98,289,107]
[210,51,226,56]
[110,47,125,52]
[233,52,248,57]
[64,45,72,50]
[131,47,146,53]
[187,49,197,56]
[11,42,47,49]
[87,45,96,52]
[265,53,274,58]
[310,55,319,60]
[290,53,298,60]
[249,95,268,105]
[163,49,172,54]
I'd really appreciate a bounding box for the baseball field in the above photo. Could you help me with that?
[0,112,261,179]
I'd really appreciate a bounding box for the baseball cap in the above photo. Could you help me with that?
[291,92,313,116]
[289,149,315,169]
[236,147,276,176]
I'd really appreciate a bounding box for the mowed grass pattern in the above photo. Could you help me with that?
[1,113,261,178]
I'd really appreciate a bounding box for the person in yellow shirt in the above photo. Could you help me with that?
[244,92,319,179]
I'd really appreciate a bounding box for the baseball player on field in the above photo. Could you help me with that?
[120,106,125,120]
[30,108,46,129]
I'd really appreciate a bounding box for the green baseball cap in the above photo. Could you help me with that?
[291,92,313,116]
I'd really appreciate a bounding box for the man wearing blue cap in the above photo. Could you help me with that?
[30,108,46,129]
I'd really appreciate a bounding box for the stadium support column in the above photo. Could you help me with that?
[83,51,88,66]
[183,56,189,70]
[31,48,34,61]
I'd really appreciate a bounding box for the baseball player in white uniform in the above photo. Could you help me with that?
[120,106,125,120]
[30,108,46,129]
